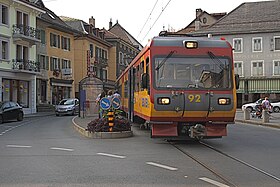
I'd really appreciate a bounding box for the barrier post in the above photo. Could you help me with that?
[262,110,269,123]
[244,109,250,120]
[107,110,114,132]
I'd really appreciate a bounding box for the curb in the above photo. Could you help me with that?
[235,119,280,129]
[72,116,133,139]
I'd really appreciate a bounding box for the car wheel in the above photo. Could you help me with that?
[273,106,280,113]
[246,107,253,113]
[0,115,3,124]
[17,112,23,121]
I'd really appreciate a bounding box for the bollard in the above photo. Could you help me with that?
[244,109,250,120]
[107,110,114,132]
[262,110,269,123]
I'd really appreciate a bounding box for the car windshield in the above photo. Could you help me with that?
[0,102,3,108]
[59,99,74,105]
[154,56,232,89]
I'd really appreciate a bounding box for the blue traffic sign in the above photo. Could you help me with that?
[100,97,111,110]
[112,97,121,109]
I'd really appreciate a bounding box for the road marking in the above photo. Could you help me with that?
[50,147,74,152]
[199,177,230,187]
[6,145,32,148]
[97,152,126,159]
[146,162,178,171]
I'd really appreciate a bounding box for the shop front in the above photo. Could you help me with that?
[50,78,74,105]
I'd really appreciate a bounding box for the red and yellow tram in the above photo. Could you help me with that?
[117,34,239,139]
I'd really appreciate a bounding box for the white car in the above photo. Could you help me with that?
[241,99,263,112]
[271,102,280,113]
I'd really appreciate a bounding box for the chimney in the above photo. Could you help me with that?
[196,8,202,18]
[89,16,95,28]
[109,18,112,29]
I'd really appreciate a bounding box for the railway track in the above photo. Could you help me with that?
[167,140,280,187]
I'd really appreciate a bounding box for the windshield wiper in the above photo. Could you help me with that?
[155,50,176,71]
[207,51,227,71]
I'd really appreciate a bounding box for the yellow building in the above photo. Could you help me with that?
[62,16,113,97]
[37,8,77,105]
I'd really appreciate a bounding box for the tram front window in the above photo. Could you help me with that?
[155,57,231,89]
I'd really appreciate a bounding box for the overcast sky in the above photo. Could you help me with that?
[43,0,270,46]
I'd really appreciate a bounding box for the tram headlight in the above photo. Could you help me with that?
[218,98,231,105]
[184,41,198,49]
[158,97,170,105]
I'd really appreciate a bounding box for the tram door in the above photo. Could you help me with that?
[128,68,135,122]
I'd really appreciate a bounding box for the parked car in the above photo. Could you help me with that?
[242,98,279,113]
[55,98,79,116]
[271,102,280,113]
[0,101,24,124]
[241,99,263,112]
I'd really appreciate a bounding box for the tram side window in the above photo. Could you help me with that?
[140,61,144,91]
[124,80,128,98]
[146,57,150,94]
[135,66,140,92]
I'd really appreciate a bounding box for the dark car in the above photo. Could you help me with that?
[0,101,24,124]
[55,98,79,116]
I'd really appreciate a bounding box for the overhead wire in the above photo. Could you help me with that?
[140,0,172,43]
[137,0,159,38]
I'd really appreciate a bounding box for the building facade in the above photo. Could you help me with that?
[0,0,44,114]
[186,1,280,107]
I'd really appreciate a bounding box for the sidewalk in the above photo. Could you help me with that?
[24,111,55,118]
[235,109,280,129]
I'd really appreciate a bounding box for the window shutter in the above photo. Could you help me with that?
[58,35,60,48]
[50,57,53,71]
[68,38,70,51]
[58,58,61,70]
[46,56,49,70]
[69,60,71,68]
[50,33,53,47]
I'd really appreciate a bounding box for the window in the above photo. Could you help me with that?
[1,38,9,60]
[252,37,262,52]
[1,4,8,25]
[61,36,70,51]
[89,44,94,58]
[16,44,28,61]
[50,57,60,71]
[234,61,243,77]
[274,36,280,51]
[62,59,71,69]
[251,61,264,76]
[40,30,46,44]
[273,60,280,76]
[119,52,123,64]
[16,11,28,26]
[39,55,49,70]
[233,38,242,53]
[50,33,60,48]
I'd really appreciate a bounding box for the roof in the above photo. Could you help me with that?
[193,0,280,36]
[107,22,143,50]
[177,10,226,34]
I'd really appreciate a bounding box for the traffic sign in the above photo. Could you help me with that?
[112,97,121,109]
[100,97,111,110]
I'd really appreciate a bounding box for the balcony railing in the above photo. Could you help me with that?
[12,24,41,44]
[94,57,108,67]
[61,68,73,77]
[12,59,40,72]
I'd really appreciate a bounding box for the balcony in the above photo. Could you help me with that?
[94,57,108,67]
[12,24,41,45]
[61,68,73,78]
[12,59,40,73]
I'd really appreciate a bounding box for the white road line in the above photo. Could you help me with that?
[6,145,32,148]
[50,147,74,152]
[146,162,178,171]
[199,177,230,187]
[97,152,126,159]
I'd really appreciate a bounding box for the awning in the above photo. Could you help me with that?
[237,78,280,93]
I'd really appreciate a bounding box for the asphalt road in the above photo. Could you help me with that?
[0,115,279,187]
